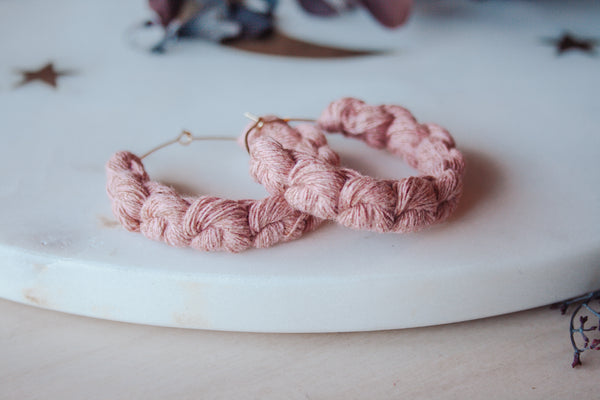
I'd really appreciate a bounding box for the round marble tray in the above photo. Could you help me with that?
[0,0,598,332]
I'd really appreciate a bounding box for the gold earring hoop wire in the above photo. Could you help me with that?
[140,112,317,160]
[140,130,237,160]
[243,112,316,153]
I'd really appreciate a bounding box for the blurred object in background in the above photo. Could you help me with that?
[140,0,411,54]
[297,0,412,27]
[146,0,277,53]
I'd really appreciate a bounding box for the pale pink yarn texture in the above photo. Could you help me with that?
[246,98,465,233]
[106,151,321,252]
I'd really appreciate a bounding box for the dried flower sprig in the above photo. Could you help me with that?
[552,290,600,367]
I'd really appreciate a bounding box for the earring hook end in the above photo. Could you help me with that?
[243,112,265,154]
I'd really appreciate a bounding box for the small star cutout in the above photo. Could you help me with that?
[545,32,597,55]
[15,62,74,89]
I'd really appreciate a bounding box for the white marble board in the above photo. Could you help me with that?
[0,0,598,332]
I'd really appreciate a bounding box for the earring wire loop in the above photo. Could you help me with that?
[140,112,318,161]
[140,130,237,159]
[242,112,316,153]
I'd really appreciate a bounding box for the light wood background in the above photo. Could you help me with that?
[1,298,597,399]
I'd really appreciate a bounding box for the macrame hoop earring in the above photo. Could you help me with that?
[106,130,323,253]
[244,98,465,233]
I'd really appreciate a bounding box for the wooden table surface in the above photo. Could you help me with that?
[1,298,597,400]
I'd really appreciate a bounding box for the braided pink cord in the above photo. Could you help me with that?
[106,151,321,252]
[247,98,465,233]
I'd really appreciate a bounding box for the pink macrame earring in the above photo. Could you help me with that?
[244,98,465,233]
[106,130,325,253]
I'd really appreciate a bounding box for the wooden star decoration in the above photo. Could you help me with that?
[545,33,597,55]
[15,62,74,89]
